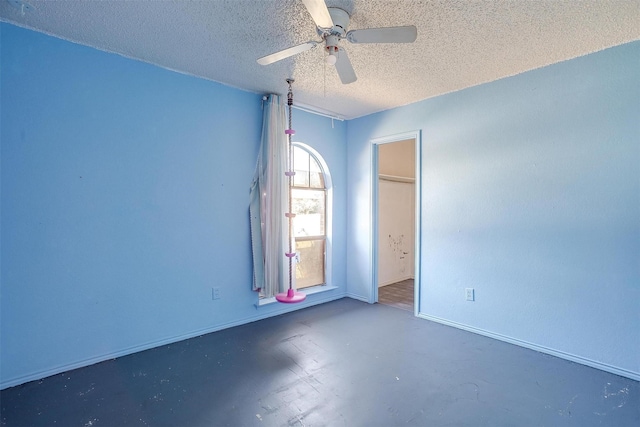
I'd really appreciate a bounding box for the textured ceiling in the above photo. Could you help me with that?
[1,0,639,119]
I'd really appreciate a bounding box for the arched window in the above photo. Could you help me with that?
[292,143,330,289]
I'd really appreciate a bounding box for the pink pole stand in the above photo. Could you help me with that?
[276,288,307,303]
[285,171,296,177]
[285,129,296,135]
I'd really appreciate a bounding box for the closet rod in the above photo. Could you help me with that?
[379,174,415,183]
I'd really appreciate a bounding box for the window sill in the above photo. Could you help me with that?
[255,285,339,307]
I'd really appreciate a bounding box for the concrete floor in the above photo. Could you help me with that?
[1,298,638,426]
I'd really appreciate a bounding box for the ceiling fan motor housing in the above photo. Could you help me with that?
[319,8,350,54]
[327,7,350,35]
[317,7,349,38]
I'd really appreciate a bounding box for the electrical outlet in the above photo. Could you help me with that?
[212,287,221,300]
[465,288,475,301]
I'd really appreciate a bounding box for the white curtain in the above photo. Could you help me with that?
[250,95,288,298]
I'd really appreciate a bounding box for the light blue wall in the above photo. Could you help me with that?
[347,41,640,379]
[0,24,347,388]
[2,22,637,388]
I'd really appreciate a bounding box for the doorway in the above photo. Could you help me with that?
[371,132,421,314]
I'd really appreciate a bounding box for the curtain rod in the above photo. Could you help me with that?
[292,103,345,122]
[262,96,345,122]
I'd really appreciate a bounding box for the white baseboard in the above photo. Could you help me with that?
[378,275,414,287]
[418,313,640,382]
[9,295,633,389]
[1,292,346,390]
[345,292,370,303]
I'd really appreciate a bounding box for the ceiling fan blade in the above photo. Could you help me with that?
[335,48,357,84]
[257,41,318,65]
[301,0,334,29]
[346,26,417,44]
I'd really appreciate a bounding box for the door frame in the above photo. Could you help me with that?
[371,130,422,316]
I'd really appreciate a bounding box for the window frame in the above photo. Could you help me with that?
[291,142,332,291]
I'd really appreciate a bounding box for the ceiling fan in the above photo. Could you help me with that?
[257,0,417,84]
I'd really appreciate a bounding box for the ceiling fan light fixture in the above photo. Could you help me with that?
[326,49,337,66]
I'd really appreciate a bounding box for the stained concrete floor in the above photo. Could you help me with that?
[1,298,638,426]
